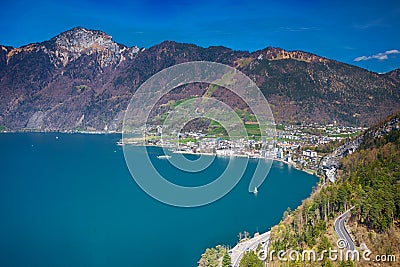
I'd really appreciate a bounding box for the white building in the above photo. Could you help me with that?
[277,149,284,159]
[324,167,336,183]
[302,149,317,158]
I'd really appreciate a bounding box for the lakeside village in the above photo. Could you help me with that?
[129,122,365,184]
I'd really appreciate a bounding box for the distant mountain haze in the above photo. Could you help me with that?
[1,27,399,131]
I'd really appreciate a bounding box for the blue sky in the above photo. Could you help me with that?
[1,0,399,73]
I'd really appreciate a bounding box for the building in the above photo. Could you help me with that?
[277,149,284,159]
[302,149,317,158]
[324,167,336,183]
[156,125,163,134]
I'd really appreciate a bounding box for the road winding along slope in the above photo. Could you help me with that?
[334,207,356,251]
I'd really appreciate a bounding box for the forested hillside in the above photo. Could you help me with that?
[269,113,400,267]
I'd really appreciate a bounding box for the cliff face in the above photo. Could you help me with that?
[0,27,140,131]
[0,27,399,131]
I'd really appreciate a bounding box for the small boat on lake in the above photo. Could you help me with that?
[157,155,171,159]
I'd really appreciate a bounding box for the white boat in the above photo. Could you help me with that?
[253,187,258,194]
[157,155,171,159]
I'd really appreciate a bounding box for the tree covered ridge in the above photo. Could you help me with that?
[341,114,400,232]
[269,112,400,266]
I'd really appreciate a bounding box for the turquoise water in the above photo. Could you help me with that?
[0,133,318,267]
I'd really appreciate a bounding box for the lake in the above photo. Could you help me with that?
[0,133,318,267]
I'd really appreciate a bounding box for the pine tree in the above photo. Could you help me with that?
[239,251,263,267]
[222,252,231,267]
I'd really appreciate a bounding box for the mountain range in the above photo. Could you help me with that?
[1,27,399,131]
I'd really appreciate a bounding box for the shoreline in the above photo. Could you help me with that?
[169,147,319,176]
[153,145,321,179]
[0,130,320,178]
[273,157,318,176]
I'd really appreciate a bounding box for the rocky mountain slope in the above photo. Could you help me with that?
[0,27,399,131]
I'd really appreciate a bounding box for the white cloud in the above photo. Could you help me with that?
[353,18,387,30]
[277,26,318,32]
[354,49,400,62]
